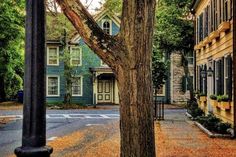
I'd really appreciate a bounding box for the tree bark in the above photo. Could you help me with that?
[56,0,156,156]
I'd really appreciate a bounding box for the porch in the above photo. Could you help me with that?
[90,67,119,105]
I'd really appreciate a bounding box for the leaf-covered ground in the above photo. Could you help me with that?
[48,113,236,157]
[0,102,22,110]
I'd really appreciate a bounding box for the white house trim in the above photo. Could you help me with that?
[101,19,112,35]
[46,75,60,97]
[47,46,59,66]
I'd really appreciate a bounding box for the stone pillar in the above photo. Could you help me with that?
[14,0,53,156]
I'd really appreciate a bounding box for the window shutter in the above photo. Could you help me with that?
[213,60,216,94]
[217,60,222,95]
[221,57,224,95]
[228,56,232,100]
[204,65,207,95]
[200,67,203,93]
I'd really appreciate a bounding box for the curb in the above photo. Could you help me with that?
[194,121,233,139]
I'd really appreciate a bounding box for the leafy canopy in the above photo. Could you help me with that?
[0,0,25,99]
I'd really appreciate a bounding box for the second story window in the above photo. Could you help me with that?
[102,20,112,35]
[47,47,59,66]
[70,47,82,66]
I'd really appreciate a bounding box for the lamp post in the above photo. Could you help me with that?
[207,67,214,77]
[14,0,53,156]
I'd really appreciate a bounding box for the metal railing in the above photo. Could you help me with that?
[153,98,164,120]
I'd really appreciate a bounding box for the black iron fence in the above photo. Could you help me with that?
[153,98,164,120]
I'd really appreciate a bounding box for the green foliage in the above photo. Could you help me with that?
[216,122,231,134]
[103,0,122,14]
[186,100,204,118]
[0,0,25,100]
[155,0,194,54]
[217,95,229,102]
[210,94,217,100]
[46,12,76,40]
[152,54,169,90]
[197,114,231,134]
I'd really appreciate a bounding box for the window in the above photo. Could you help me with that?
[70,47,82,66]
[47,76,60,96]
[72,76,83,96]
[102,20,112,35]
[47,47,59,66]
[187,52,194,65]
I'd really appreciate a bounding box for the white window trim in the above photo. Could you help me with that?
[101,19,112,35]
[156,84,166,97]
[72,76,83,97]
[46,75,60,97]
[70,46,82,66]
[47,46,59,66]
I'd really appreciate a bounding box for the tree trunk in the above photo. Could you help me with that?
[117,66,155,157]
[56,0,156,156]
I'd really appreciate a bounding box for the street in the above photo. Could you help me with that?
[0,109,120,157]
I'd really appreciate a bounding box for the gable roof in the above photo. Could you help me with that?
[70,9,121,43]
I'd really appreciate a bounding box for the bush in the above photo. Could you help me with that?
[216,122,231,134]
[186,100,204,118]
[197,114,232,134]
[210,95,217,100]
[217,95,222,102]
[221,95,229,102]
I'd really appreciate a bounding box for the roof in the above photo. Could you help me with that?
[46,8,121,43]
[70,9,121,43]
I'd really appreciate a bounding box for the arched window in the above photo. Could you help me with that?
[102,20,111,35]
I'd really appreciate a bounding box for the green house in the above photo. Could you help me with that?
[46,10,120,105]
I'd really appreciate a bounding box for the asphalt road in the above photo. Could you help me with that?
[0,109,120,157]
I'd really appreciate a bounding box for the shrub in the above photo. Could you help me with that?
[197,114,232,134]
[210,95,217,100]
[221,95,229,102]
[187,100,204,118]
[217,95,222,102]
[216,122,231,134]
[202,114,221,131]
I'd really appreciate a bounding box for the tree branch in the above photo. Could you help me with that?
[55,0,126,70]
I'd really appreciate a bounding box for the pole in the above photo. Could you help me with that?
[15,0,53,156]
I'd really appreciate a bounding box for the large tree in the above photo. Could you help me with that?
[55,0,156,156]
[155,0,194,100]
[0,0,25,101]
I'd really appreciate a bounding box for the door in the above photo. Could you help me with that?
[207,61,213,113]
[97,80,113,103]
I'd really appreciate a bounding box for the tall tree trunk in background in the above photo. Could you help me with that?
[181,51,194,100]
[56,0,156,156]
